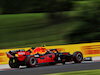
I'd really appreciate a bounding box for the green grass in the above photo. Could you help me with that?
[0,12,84,49]
[45,69,100,75]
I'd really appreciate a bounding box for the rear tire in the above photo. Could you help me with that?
[73,51,83,63]
[25,56,37,68]
[9,59,19,68]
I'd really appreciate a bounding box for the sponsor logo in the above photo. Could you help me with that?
[37,54,55,63]
[31,47,47,55]
[0,53,5,62]
[0,57,3,62]
[0,53,5,56]
[18,52,25,55]
[82,45,100,55]
[37,57,54,63]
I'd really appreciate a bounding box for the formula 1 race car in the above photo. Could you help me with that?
[6,48,83,68]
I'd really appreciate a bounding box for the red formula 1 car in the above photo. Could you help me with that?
[6,48,83,68]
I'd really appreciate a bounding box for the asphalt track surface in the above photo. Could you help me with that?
[0,62,100,75]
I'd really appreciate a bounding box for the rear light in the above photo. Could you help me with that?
[6,52,13,58]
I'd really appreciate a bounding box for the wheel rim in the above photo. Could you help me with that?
[76,53,82,61]
[30,57,36,66]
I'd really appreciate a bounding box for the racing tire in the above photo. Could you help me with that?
[73,51,83,63]
[25,56,37,68]
[9,59,19,68]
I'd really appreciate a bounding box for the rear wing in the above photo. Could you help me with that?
[6,49,25,58]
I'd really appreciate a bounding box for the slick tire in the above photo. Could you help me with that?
[25,56,37,68]
[73,51,83,63]
[9,59,19,68]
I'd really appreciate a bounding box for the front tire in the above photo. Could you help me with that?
[73,51,83,63]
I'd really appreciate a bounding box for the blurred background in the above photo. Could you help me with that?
[0,0,100,49]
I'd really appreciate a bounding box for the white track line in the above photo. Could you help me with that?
[0,64,10,69]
